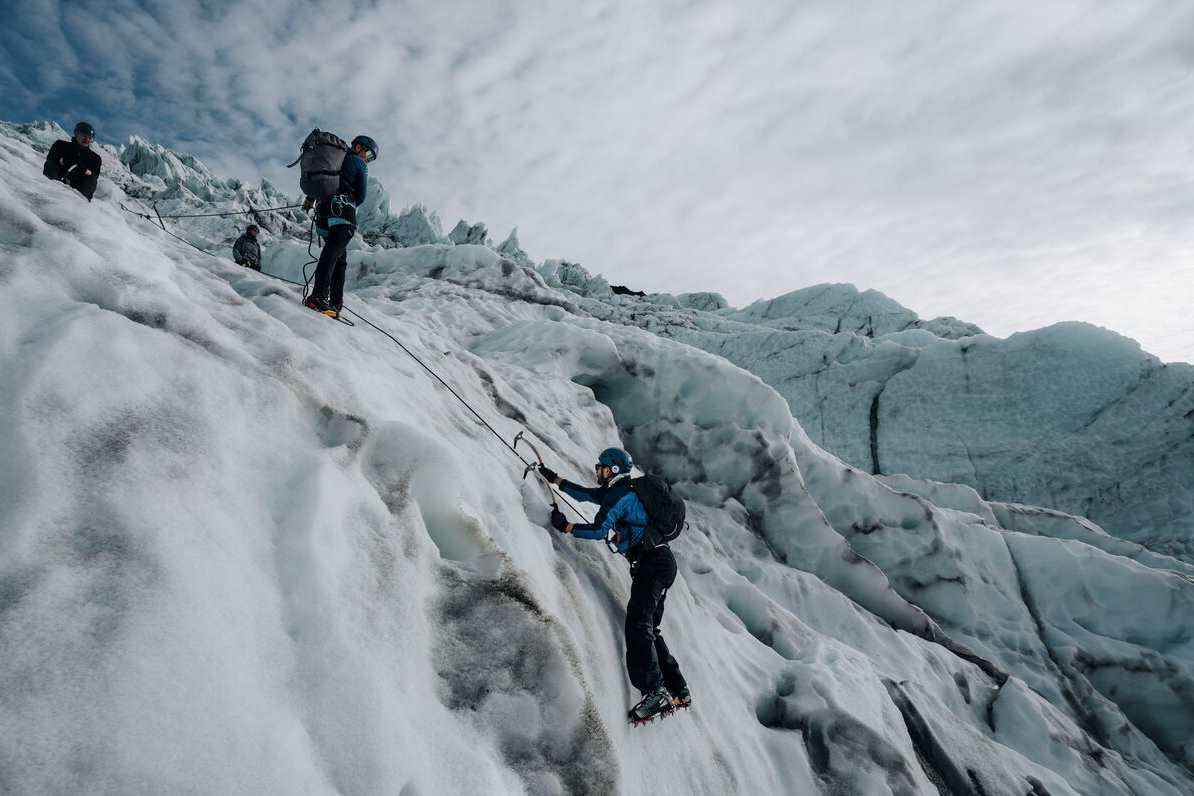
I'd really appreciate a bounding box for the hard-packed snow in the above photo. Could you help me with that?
[2,121,1192,794]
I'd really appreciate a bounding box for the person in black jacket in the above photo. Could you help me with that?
[232,224,261,270]
[302,135,378,319]
[43,122,102,201]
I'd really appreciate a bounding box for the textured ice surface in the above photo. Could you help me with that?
[629,290,1194,560]
[540,274,1194,562]
[2,122,1192,794]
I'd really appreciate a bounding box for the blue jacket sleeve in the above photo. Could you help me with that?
[559,479,602,504]
[571,492,637,541]
[599,492,635,535]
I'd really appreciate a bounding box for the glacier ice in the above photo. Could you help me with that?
[1,120,1192,794]
[531,277,1194,564]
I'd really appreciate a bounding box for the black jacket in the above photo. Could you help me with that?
[232,233,261,266]
[43,139,102,201]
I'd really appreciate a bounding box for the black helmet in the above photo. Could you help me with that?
[247,224,259,233]
[74,121,95,138]
[351,135,378,162]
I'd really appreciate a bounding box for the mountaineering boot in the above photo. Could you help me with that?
[671,686,692,709]
[304,295,339,319]
[628,686,674,725]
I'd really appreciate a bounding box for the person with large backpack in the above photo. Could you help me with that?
[293,130,378,319]
[538,447,691,724]
[43,121,102,201]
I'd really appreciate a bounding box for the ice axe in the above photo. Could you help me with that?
[513,430,557,509]
[513,431,594,526]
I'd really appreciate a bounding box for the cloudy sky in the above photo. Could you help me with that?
[4,1,1193,362]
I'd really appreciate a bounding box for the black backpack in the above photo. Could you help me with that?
[629,475,686,545]
[287,129,349,200]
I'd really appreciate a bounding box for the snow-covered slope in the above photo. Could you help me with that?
[2,122,1193,795]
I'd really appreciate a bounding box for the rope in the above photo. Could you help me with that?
[118,202,302,222]
[157,203,304,219]
[336,303,588,519]
[301,217,319,302]
[116,199,593,523]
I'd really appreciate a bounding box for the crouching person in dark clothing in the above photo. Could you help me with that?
[538,447,690,724]
[43,121,102,201]
[232,224,261,270]
[302,135,377,319]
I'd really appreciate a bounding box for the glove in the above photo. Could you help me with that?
[537,465,559,484]
[302,196,314,211]
[550,508,569,533]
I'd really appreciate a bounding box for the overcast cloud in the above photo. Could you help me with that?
[3,0,1192,361]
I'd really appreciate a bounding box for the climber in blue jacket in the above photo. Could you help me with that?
[538,447,690,724]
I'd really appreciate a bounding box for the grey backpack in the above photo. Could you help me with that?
[288,129,349,200]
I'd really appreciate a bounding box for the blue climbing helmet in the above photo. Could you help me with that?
[351,135,378,162]
[597,447,633,475]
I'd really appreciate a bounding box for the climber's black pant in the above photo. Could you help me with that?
[312,224,353,307]
[625,545,687,695]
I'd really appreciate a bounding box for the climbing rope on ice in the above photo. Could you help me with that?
[118,201,303,221]
[117,199,592,523]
